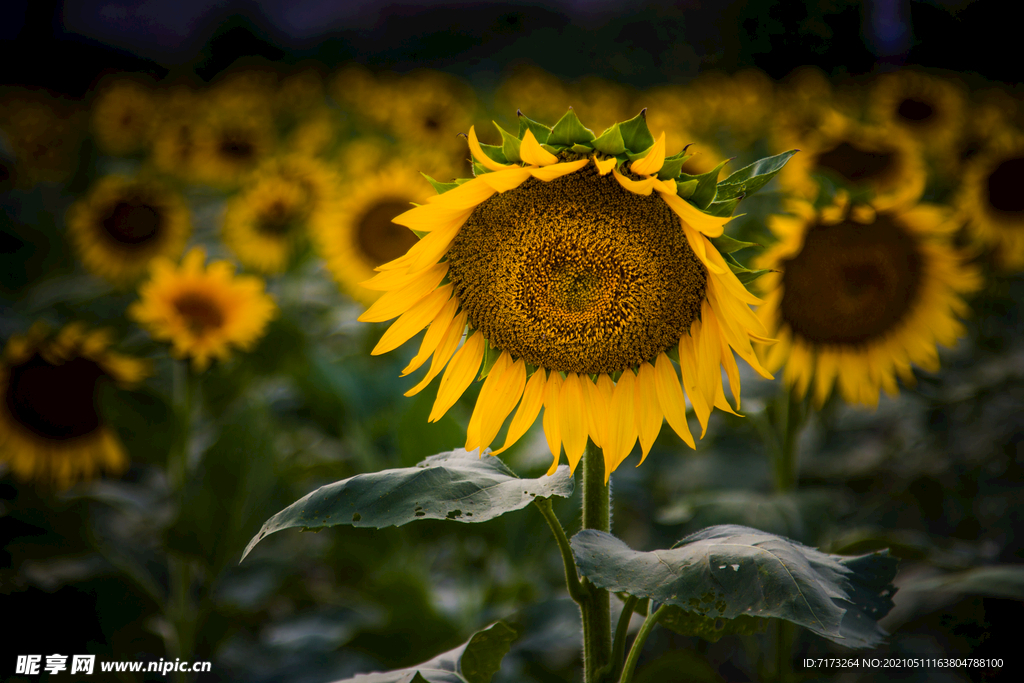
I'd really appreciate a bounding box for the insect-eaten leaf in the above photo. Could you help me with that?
[571,524,898,648]
[242,449,574,560]
[333,621,519,683]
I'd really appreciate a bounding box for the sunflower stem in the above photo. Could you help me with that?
[168,361,197,681]
[534,497,587,604]
[604,595,641,682]
[581,441,612,683]
[772,387,808,493]
[618,603,667,683]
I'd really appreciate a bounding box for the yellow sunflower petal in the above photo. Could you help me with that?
[466,350,512,452]
[404,311,467,396]
[581,374,608,449]
[658,190,730,238]
[520,129,558,166]
[358,261,449,323]
[630,131,666,176]
[479,357,527,451]
[491,367,547,455]
[593,155,617,176]
[654,352,696,449]
[401,294,460,377]
[634,361,664,464]
[558,372,588,473]
[542,371,564,474]
[530,159,590,181]
[429,330,486,422]
[604,369,638,480]
[468,126,510,171]
[371,284,453,356]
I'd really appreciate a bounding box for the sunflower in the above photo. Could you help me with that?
[90,77,157,156]
[0,89,84,186]
[868,69,965,170]
[222,156,337,274]
[777,114,926,211]
[129,248,277,371]
[66,175,192,285]
[958,132,1024,271]
[314,162,431,306]
[359,112,776,479]
[191,102,275,188]
[755,195,981,408]
[0,323,148,488]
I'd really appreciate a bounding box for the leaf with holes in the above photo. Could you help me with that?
[333,621,519,683]
[571,525,898,648]
[242,449,574,560]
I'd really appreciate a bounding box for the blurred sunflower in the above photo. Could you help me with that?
[66,175,191,285]
[130,248,277,371]
[868,69,965,170]
[0,323,148,488]
[359,113,774,479]
[756,196,980,407]
[0,90,83,186]
[958,133,1024,271]
[313,163,428,305]
[778,115,925,210]
[90,77,157,156]
[384,71,478,159]
[150,86,202,180]
[222,156,336,274]
[191,94,275,187]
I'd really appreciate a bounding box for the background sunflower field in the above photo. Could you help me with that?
[2,1,1022,682]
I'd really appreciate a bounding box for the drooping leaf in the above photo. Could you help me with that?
[715,150,798,201]
[570,525,898,648]
[547,109,595,147]
[243,450,574,560]
[657,150,693,180]
[903,566,1024,600]
[709,234,759,255]
[334,621,519,683]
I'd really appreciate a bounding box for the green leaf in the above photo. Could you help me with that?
[476,142,508,167]
[734,268,775,285]
[618,109,655,155]
[243,450,574,560]
[709,234,759,255]
[902,566,1024,600]
[337,621,519,683]
[570,525,899,648]
[657,150,694,180]
[591,123,626,156]
[679,158,730,210]
[657,608,769,642]
[493,123,522,164]
[547,109,595,147]
[422,173,460,195]
[706,197,742,217]
[516,111,551,144]
[715,150,798,201]
[570,143,594,154]
[675,179,698,198]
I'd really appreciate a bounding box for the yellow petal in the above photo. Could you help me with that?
[813,348,839,408]
[530,159,589,181]
[612,165,658,195]
[405,219,462,273]
[593,155,617,176]
[491,367,546,455]
[634,362,664,463]
[558,372,588,474]
[479,357,527,451]
[393,203,473,234]
[581,374,607,448]
[360,265,419,292]
[658,190,730,238]
[679,329,711,438]
[630,131,666,176]
[695,304,723,418]
[424,177,496,209]
[542,371,564,474]
[372,283,453,355]
[429,330,486,422]
[358,261,449,323]
[405,311,467,396]
[520,128,558,166]
[466,350,512,452]
[401,294,460,376]
[478,166,533,192]
[468,125,510,171]
[605,369,637,480]
[654,353,696,449]
[679,220,725,274]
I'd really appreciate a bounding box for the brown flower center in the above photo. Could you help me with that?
[986,156,1024,215]
[5,355,104,440]
[356,199,419,266]
[257,200,297,236]
[897,97,935,124]
[219,134,255,162]
[779,213,923,346]
[173,293,225,336]
[447,163,707,374]
[102,200,162,245]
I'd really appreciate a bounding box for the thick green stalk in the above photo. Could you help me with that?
[581,441,612,683]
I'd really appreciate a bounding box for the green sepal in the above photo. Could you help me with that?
[541,144,561,156]
[547,108,596,147]
[517,111,552,144]
[472,159,491,177]
[680,158,730,210]
[478,341,502,380]
[665,346,680,364]
[618,109,656,155]
[707,197,742,217]
[411,229,428,239]
[477,141,508,166]
[676,179,698,198]
[493,122,522,164]
[571,143,594,154]
[715,149,798,201]
[724,253,775,285]
[591,123,626,155]
[710,234,758,255]
[735,268,776,285]
[421,173,460,195]
[657,150,694,180]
